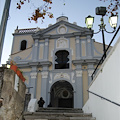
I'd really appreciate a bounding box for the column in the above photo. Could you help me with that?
[74,68,83,108]
[75,36,81,59]
[32,39,39,61]
[87,64,94,85]
[30,66,38,98]
[43,38,49,60]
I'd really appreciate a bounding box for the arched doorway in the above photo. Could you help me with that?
[50,80,74,108]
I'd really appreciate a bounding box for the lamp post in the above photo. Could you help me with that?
[85,7,118,58]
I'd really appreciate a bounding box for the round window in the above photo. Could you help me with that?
[62,90,69,98]
[57,25,67,34]
[59,27,66,34]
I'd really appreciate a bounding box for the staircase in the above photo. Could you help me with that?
[23,108,96,120]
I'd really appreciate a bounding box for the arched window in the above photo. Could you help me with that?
[20,40,27,50]
[55,50,69,69]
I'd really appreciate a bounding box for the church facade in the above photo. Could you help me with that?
[10,16,103,108]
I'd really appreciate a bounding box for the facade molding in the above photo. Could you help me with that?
[40,61,52,67]
[54,72,70,80]
[76,70,82,77]
[88,69,94,76]
[30,72,37,79]
[72,59,100,65]
[41,71,48,78]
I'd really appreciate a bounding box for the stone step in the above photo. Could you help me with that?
[23,108,96,120]
[70,117,96,120]
[24,113,95,120]
[24,115,96,120]
[37,108,83,113]
[24,112,92,117]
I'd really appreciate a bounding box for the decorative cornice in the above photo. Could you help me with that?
[12,61,52,68]
[73,32,82,36]
[40,61,52,67]
[13,32,34,36]
[72,59,100,65]
[29,62,39,66]
[32,31,93,40]
[44,35,51,39]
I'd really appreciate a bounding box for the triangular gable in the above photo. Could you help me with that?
[32,20,91,38]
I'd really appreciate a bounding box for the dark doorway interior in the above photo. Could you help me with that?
[50,80,73,108]
[55,50,69,69]
[58,98,73,108]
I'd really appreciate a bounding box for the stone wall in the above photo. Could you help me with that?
[0,68,26,120]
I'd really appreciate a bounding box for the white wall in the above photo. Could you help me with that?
[83,37,120,120]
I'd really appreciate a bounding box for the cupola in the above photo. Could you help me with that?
[56,16,68,22]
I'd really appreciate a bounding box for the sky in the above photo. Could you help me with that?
[0,0,120,65]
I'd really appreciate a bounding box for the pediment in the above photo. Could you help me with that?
[32,20,92,39]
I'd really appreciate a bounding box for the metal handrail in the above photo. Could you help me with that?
[91,25,120,80]
[87,90,120,107]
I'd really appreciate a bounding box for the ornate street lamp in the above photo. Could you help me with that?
[85,15,94,29]
[85,7,118,58]
[109,15,118,28]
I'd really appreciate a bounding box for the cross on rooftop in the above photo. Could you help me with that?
[61,13,65,16]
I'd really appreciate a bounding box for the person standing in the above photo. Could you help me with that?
[38,97,45,107]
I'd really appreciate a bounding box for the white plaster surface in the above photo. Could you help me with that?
[28,99,38,112]
[83,37,120,120]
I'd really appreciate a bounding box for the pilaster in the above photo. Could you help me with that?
[87,64,94,85]
[40,61,51,107]
[30,66,38,98]
[75,36,81,59]
[74,68,83,108]
[43,38,49,60]
[41,71,49,107]
[86,35,93,58]
[32,39,39,61]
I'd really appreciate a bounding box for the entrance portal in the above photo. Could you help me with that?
[50,80,73,108]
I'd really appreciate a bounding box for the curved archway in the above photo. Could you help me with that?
[50,80,74,108]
